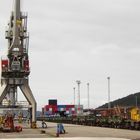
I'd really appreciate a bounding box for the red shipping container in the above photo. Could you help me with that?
[45,107,49,112]
[66,105,74,108]
[100,111,108,117]
[53,107,58,112]
[44,105,58,113]
[66,108,69,111]
[44,105,49,111]
[51,105,57,113]
[46,105,52,109]
[72,111,76,114]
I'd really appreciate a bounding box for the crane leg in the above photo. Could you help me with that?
[0,81,9,104]
[20,79,37,128]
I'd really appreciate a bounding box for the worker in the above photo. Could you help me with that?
[42,120,47,128]
[26,110,30,124]
[59,123,65,134]
[18,112,23,123]
[27,119,30,124]
[0,116,3,126]
[56,123,65,137]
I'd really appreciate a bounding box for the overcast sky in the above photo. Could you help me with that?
[0,0,140,110]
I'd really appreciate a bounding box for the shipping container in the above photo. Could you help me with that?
[45,111,52,115]
[66,110,70,114]
[71,108,75,111]
[43,103,84,116]
[72,111,76,115]
[66,105,75,108]
[57,105,66,112]
[48,99,57,105]
[58,105,66,108]
[130,107,140,121]
[60,108,65,111]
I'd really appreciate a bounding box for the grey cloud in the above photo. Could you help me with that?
[0,0,140,110]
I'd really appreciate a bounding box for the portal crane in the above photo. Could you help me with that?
[0,0,37,128]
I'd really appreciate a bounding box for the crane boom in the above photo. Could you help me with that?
[12,0,21,47]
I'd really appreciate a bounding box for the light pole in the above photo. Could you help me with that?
[87,83,90,109]
[73,87,76,105]
[76,80,81,106]
[107,77,111,109]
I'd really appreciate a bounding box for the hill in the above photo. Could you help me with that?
[98,92,140,108]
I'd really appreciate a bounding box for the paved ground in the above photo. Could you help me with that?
[0,138,131,140]
[0,138,132,140]
[0,121,140,139]
[59,123,140,139]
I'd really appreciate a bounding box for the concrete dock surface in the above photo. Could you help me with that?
[0,138,131,140]
[0,121,140,139]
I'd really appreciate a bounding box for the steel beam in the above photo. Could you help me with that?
[20,79,37,123]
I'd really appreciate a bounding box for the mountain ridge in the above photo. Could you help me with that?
[97,92,140,109]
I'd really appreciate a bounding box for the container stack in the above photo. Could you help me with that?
[43,99,83,117]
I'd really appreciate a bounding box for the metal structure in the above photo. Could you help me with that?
[73,87,75,105]
[87,83,89,109]
[0,0,37,127]
[76,80,81,106]
[39,107,140,131]
[107,77,111,109]
[76,80,81,114]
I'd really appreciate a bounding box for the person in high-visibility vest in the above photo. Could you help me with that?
[18,112,23,123]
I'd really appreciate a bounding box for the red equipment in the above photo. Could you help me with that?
[2,115,14,132]
[1,59,8,71]
[24,60,29,71]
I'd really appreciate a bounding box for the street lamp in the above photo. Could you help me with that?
[76,80,81,107]
[73,87,76,105]
[107,77,111,109]
[87,83,90,109]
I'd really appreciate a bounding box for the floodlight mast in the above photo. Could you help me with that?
[0,0,37,128]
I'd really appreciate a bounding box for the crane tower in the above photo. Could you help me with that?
[0,0,37,128]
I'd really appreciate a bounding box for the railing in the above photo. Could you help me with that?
[2,100,31,108]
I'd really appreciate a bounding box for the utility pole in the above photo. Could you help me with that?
[73,87,76,105]
[87,83,90,109]
[107,77,111,109]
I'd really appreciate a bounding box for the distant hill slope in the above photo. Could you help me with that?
[98,92,140,109]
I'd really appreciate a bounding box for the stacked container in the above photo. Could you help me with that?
[44,105,58,115]
[75,105,83,114]
[57,105,66,112]
[65,105,75,115]
[43,103,84,116]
